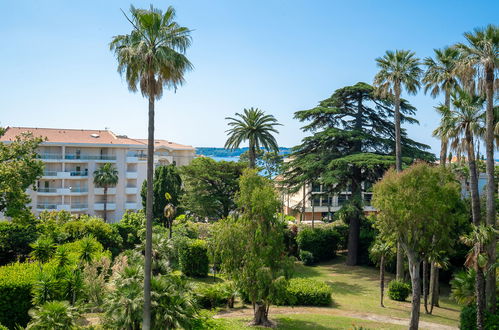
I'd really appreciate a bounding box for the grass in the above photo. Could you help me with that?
[292,256,461,327]
[212,314,406,329]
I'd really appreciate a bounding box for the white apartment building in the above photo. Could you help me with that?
[1,127,196,222]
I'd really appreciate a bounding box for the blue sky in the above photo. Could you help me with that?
[1,0,498,154]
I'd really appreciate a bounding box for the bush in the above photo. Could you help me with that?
[284,224,298,257]
[179,239,209,277]
[299,250,314,266]
[0,324,7,330]
[460,303,499,330]
[278,278,332,306]
[195,282,235,309]
[27,300,80,329]
[0,222,38,265]
[0,262,39,328]
[331,221,349,250]
[296,226,340,262]
[387,280,411,301]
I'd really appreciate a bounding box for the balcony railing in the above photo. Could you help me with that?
[43,171,58,176]
[71,203,88,209]
[38,188,58,193]
[68,187,88,193]
[37,153,63,160]
[67,171,88,177]
[36,204,58,210]
[65,155,116,160]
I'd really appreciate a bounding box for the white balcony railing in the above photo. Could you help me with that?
[65,154,116,161]
[94,203,116,211]
[36,203,58,210]
[125,187,138,194]
[94,187,116,195]
[37,153,63,160]
[126,172,138,179]
[125,202,138,210]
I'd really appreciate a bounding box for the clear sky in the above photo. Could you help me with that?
[0,1,498,154]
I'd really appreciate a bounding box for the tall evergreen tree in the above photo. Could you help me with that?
[283,82,433,266]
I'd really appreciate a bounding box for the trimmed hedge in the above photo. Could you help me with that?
[388,280,411,301]
[296,226,340,262]
[299,250,314,266]
[278,278,332,306]
[0,262,39,328]
[195,282,235,309]
[179,239,209,277]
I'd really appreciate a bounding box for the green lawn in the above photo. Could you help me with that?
[291,256,461,328]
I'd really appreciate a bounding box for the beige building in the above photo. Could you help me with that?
[1,127,196,222]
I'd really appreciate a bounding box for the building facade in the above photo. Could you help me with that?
[1,127,196,222]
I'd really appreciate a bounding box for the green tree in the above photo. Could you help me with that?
[211,170,292,326]
[180,157,246,219]
[423,47,461,166]
[0,131,44,217]
[456,24,499,313]
[26,300,80,330]
[374,49,422,281]
[30,237,56,270]
[239,149,284,178]
[140,164,182,226]
[283,82,433,265]
[225,107,281,168]
[370,238,395,308]
[373,163,465,330]
[93,163,118,222]
[110,5,192,327]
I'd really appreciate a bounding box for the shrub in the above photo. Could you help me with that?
[278,278,332,306]
[27,300,80,330]
[387,280,411,301]
[179,239,209,277]
[284,224,298,257]
[299,250,314,266]
[0,324,7,330]
[330,221,349,250]
[0,222,38,265]
[460,303,499,330]
[296,226,340,262]
[0,262,39,328]
[195,282,235,309]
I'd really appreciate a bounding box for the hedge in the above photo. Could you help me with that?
[194,282,234,309]
[460,303,499,330]
[387,280,411,301]
[179,239,209,277]
[278,278,332,306]
[0,222,38,266]
[296,226,340,262]
[0,262,39,328]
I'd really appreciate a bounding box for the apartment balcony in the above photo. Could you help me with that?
[125,202,138,210]
[65,154,116,162]
[42,171,59,178]
[66,187,88,195]
[94,203,116,211]
[63,171,89,178]
[37,153,63,162]
[94,187,116,195]
[125,187,138,194]
[126,156,138,163]
[37,187,59,195]
[126,172,138,179]
[36,203,88,211]
[36,203,58,211]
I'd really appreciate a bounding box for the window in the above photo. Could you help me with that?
[312,183,322,192]
[338,194,349,206]
[312,196,321,206]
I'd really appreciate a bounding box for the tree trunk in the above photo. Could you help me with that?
[248,140,256,169]
[484,65,496,313]
[346,171,362,266]
[251,302,271,327]
[380,254,385,307]
[396,241,404,280]
[301,184,306,223]
[327,193,331,222]
[394,82,405,281]
[311,198,315,229]
[423,259,429,314]
[432,267,439,308]
[440,90,451,166]
[407,253,421,330]
[428,263,437,314]
[466,132,481,226]
[476,265,486,330]
[143,95,155,330]
[103,186,108,223]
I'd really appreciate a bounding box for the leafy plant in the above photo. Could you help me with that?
[299,250,314,266]
[277,278,332,306]
[179,239,209,277]
[387,280,411,301]
[296,226,340,262]
[26,300,80,330]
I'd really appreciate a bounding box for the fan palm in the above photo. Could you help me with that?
[456,24,499,313]
[225,107,281,168]
[110,5,192,327]
[27,300,80,330]
[423,47,461,165]
[374,49,422,281]
[93,163,118,222]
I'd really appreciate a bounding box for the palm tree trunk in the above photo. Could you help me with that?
[103,187,108,222]
[423,259,429,314]
[143,95,155,330]
[394,82,404,281]
[476,247,486,330]
[466,132,481,226]
[380,254,385,307]
[249,140,256,168]
[252,302,271,326]
[407,252,421,330]
[484,65,496,313]
[440,91,451,166]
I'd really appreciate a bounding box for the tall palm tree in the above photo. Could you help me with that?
[224,107,281,168]
[456,24,499,313]
[110,5,192,328]
[93,163,118,222]
[423,47,461,166]
[374,49,422,280]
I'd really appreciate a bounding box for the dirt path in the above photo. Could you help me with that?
[215,307,458,330]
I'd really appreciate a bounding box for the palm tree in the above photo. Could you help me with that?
[30,237,56,270]
[225,107,281,168]
[110,5,192,328]
[374,49,422,281]
[370,239,394,308]
[456,24,499,313]
[423,47,461,166]
[93,163,118,222]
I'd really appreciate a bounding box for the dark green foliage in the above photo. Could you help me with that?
[278,278,332,306]
[179,239,209,277]
[460,303,499,330]
[194,282,235,309]
[331,222,349,250]
[387,280,411,301]
[140,164,183,223]
[0,222,38,265]
[283,224,298,257]
[180,157,246,219]
[296,226,340,262]
[0,262,39,328]
[299,250,314,266]
[358,217,377,265]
